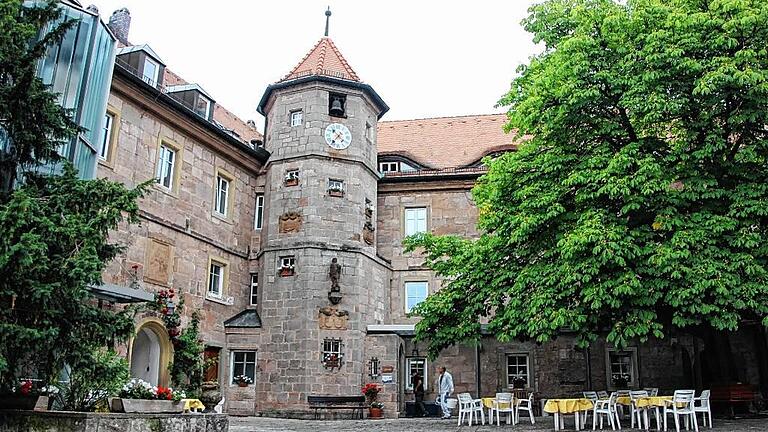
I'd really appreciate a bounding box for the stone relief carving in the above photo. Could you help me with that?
[278,212,302,233]
[318,307,349,330]
[362,221,375,245]
[144,239,172,285]
[328,258,342,305]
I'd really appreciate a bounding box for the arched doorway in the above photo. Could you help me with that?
[129,320,172,386]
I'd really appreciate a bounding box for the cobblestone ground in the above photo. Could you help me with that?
[231,416,768,432]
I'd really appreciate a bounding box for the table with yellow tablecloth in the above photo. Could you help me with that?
[181,398,206,412]
[616,395,678,408]
[544,398,593,414]
[481,397,514,410]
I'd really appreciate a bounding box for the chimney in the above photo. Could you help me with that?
[108,8,131,45]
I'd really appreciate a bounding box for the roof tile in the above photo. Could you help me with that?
[280,37,360,83]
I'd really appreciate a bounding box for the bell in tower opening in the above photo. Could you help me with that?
[329,93,346,117]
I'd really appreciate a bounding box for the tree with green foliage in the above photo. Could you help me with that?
[0,0,79,191]
[405,0,768,358]
[0,0,148,397]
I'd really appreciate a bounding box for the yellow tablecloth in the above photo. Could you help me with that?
[616,396,631,406]
[481,397,514,409]
[182,398,206,412]
[544,398,593,414]
[616,396,674,408]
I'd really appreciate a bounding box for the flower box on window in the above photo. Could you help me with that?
[328,188,344,197]
[279,265,294,277]
[284,171,299,186]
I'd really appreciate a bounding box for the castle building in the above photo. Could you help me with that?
[95,8,767,417]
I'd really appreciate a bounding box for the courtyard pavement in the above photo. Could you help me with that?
[231,416,768,432]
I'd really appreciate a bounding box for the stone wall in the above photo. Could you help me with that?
[0,411,227,432]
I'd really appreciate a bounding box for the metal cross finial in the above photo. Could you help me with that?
[324,6,332,37]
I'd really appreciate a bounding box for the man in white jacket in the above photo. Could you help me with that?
[436,366,454,419]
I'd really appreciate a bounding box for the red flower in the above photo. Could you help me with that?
[20,380,32,395]
[156,386,173,400]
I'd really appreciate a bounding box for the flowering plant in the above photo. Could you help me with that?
[234,375,253,385]
[362,383,380,399]
[119,379,186,402]
[611,373,631,387]
[19,379,33,395]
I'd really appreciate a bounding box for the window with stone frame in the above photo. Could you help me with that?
[208,260,226,298]
[284,169,299,186]
[249,273,258,306]
[406,357,427,391]
[99,112,115,160]
[607,348,637,387]
[279,256,295,276]
[405,281,428,314]
[254,194,264,230]
[404,207,428,236]
[155,144,176,190]
[328,179,344,196]
[290,110,303,127]
[214,173,231,217]
[230,350,256,384]
[506,354,531,388]
[369,357,380,377]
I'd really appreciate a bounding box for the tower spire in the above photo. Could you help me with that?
[324,6,331,37]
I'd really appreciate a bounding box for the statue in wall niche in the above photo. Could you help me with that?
[329,258,341,291]
[319,306,349,330]
[279,212,302,233]
[362,221,375,245]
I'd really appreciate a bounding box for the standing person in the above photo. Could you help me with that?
[413,372,426,417]
[436,366,454,419]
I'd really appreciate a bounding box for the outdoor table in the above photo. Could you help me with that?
[543,398,594,431]
[481,397,516,424]
[182,398,206,413]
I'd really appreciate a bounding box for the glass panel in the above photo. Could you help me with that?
[405,282,428,312]
[99,113,113,159]
[254,195,264,229]
[143,58,158,85]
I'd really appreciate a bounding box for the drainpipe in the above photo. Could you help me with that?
[475,343,481,397]
[585,346,593,390]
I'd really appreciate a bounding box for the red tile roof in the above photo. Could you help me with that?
[280,37,360,83]
[377,114,520,169]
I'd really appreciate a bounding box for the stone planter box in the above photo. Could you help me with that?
[111,398,184,413]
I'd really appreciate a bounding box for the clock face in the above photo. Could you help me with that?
[324,123,352,150]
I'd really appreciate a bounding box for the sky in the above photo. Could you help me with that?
[90,0,542,129]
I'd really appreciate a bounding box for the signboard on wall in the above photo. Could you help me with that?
[381,373,393,384]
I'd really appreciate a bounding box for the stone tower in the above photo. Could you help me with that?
[255,36,389,415]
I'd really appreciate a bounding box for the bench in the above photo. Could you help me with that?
[711,384,757,418]
[307,395,366,419]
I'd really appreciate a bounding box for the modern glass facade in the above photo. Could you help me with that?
[33,0,116,179]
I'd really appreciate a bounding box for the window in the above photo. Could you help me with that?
[369,357,380,377]
[379,161,398,173]
[254,194,264,229]
[322,338,343,368]
[99,112,114,160]
[406,358,427,390]
[155,144,176,190]
[608,349,637,387]
[194,96,212,119]
[506,354,531,388]
[142,57,159,85]
[215,174,230,217]
[279,256,295,276]
[284,169,299,186]
[230,351,256,385]
[208,261,225,298]
[405,281,428,313]
[290,110,303,127]
[404,207,428,236]
[249,273,258,306]
[328,179,344,196]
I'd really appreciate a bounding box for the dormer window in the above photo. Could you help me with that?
[116,45,166,88]
[194,96,212,119]
[167,84,216,121]
[142,57,159,85]
[379,161,399,173]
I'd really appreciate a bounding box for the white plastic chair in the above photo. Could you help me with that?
[663,390,698,432]
[597,391,609,400]
[629,390,649,429]
[492,392,515,426]
[583,391,599,427]
[644,387,659,397]
[593,392,622,430]
[694,390,712,428]
[457,392,485,426]
[515,392,535,425]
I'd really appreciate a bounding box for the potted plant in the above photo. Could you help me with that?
[328,184,344,197]
[284,172,299,186]
[0,379,48,410]
[279,264,294,277]
[512,376,527,389]
[112,378,186,413]
[234,375,253,388]
[362,383,383,419]
[199,381,222,413]
[612,373,630,389]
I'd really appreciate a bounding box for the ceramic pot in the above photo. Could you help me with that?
[199,381,223,413]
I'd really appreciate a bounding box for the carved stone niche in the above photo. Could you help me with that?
[362,221,375,245]
[279,212,302,233]
[319,307,349,330]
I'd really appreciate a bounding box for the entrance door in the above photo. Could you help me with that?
[204,347,221,382]
[130,327,162,385]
